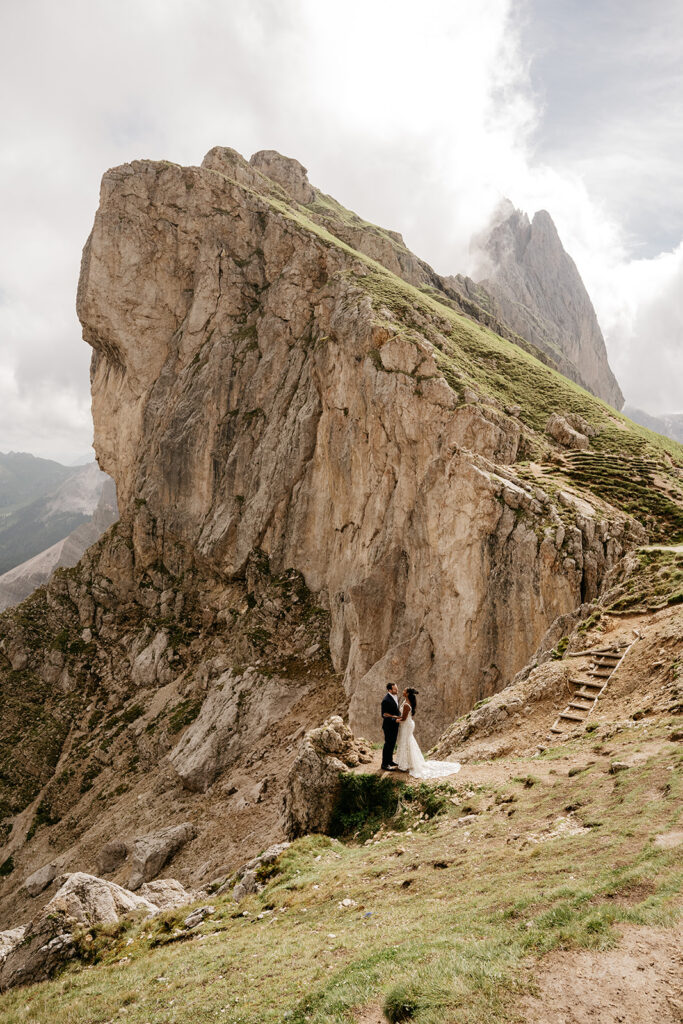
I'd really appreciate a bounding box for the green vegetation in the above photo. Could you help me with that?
[328,774,404,840]
[608,548,683,612]
[167,698,202,735]
[26,798,60,841]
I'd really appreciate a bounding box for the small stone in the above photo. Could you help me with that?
[609,762,630,774]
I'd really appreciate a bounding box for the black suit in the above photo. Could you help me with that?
[381,692,400,768]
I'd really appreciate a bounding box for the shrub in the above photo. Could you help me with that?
[328,773,404,840]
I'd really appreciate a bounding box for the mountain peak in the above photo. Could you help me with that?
[472,201,624,409]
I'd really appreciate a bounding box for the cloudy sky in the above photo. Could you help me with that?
[1,0,681,462]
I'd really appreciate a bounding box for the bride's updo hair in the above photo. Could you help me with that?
[406,688,418,715]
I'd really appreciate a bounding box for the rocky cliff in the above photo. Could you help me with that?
[1,146,681,931]
[453,201,624,409]
[78,148,649,744]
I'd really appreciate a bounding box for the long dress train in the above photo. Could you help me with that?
[395,706,461,780]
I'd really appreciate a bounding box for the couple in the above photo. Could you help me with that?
[381,682,461,779]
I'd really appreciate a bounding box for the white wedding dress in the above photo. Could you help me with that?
[395,705,461,779]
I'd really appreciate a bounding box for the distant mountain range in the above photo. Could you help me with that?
[622,407,683,444]
[0,453,118,610]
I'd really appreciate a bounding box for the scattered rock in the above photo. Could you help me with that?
[609,762,630,774]
[127,823,197,891]
[23,862,57,897]
[183,905,215,930]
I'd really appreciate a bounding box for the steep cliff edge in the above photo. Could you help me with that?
[450,201,624,409]
[1,147,681,929]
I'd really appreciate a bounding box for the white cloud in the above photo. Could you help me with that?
[0,0,681,465]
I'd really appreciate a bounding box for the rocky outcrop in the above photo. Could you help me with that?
[0,873,156,990]
[228,842,290,901]
[546,413,590,450]
[283,717,373,838]
[0,872,198,990]
[76,148,642,745]
[466,202,624,409]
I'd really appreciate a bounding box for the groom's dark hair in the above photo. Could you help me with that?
[386,682,395,690]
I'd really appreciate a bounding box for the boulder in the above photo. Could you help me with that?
[546,413,590,450]
[23,862,57,897]
[229,842,291,901]
[46,872,156,926]
[183,905,215,929]
[127,822,197,890]
[138,879,198,911]
[0,873,156,990]
[97,839,129,875]
[283,717,372,838]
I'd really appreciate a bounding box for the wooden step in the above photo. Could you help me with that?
[589,669,612,678]
[574,689,599,701]
[567,702,590,713]
[558,711,584,723]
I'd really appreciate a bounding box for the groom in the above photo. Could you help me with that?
[380,682,401,770]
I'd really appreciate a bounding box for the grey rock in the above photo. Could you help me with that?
[609,761,630,774]
[546,414,590,451]
[0,873,156,990]
[183,905,215,929]
[97,839,129,875]
[138,879,198,911]
[284,717,372,838]
[468,202,623,408]
[23,862,57,897]
[127,823,197,891]
[233,870,258,903]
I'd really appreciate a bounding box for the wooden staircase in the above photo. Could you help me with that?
[548,635,639,737]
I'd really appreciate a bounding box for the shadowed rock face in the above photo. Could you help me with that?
[77,149,637,745]
[470,202,624,410]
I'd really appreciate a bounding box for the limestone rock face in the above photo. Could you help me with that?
[76,150,640,745]
[283,716,372,838]
[470,202,624,409]
[169,668,315,793]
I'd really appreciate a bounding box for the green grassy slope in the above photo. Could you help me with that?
[1,716,679,1023]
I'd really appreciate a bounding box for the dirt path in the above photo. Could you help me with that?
[520,923,683,1024]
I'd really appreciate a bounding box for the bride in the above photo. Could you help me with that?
[395,688,461,780]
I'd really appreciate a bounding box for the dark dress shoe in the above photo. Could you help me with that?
[381,764,396,771]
